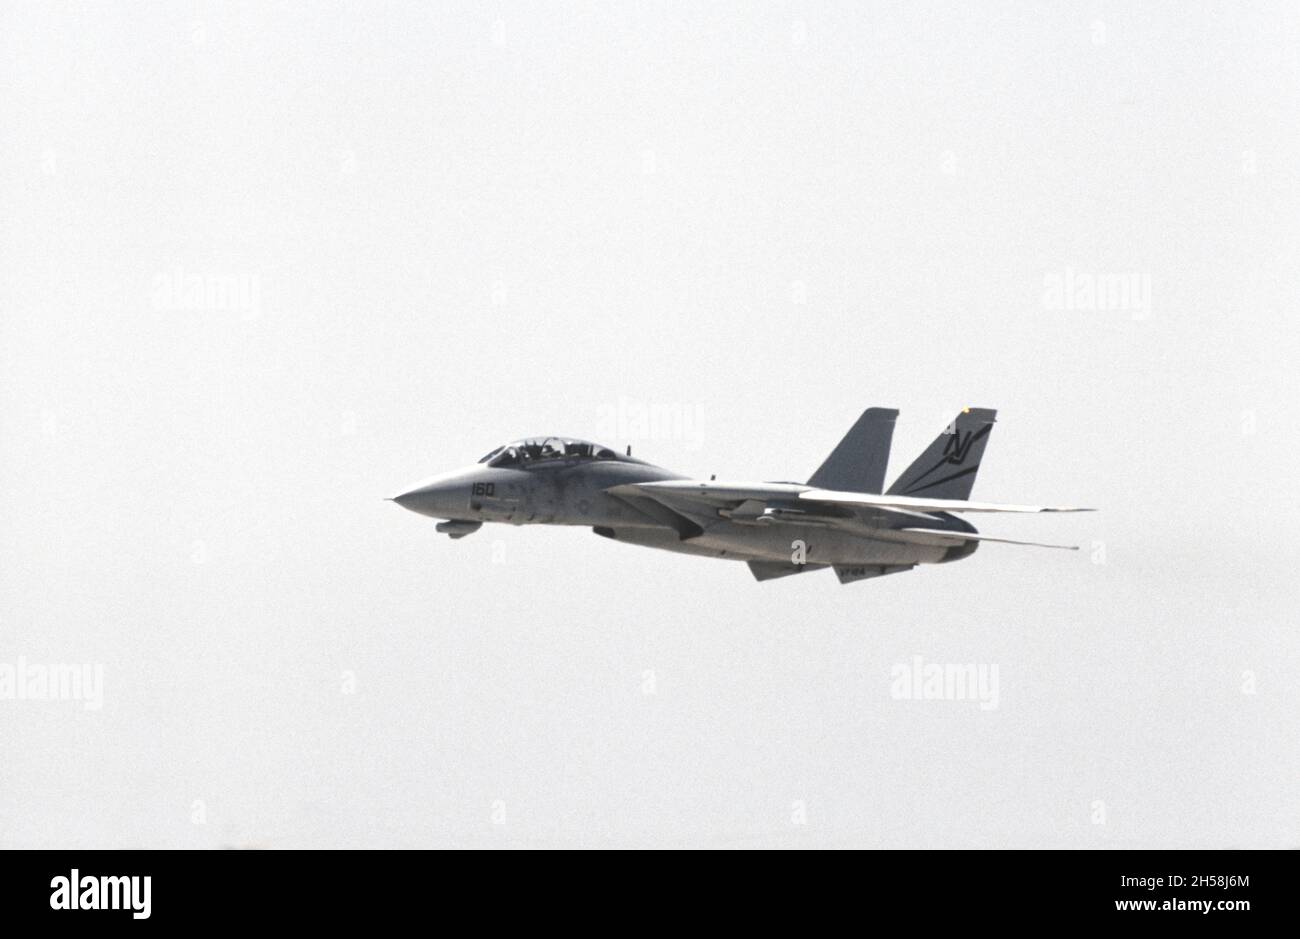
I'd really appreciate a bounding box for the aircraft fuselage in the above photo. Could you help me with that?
[391,449,974,569]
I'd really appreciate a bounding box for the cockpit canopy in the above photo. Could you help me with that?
[476,437,636,469]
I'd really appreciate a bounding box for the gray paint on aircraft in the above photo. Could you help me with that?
[390,410,1081,584]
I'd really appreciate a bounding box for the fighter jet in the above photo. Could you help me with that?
[389,408,1092,584]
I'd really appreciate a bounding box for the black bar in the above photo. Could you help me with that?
[0,849,1289,927]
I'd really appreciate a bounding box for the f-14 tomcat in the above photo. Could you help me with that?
[389,407,1092,584]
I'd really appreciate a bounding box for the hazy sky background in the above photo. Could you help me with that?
[2,1,1297,848]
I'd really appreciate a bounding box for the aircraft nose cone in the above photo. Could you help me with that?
[388,471,468,519]
[389,489,424,510]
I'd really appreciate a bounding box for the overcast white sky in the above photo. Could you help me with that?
[2,1,1297,848]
